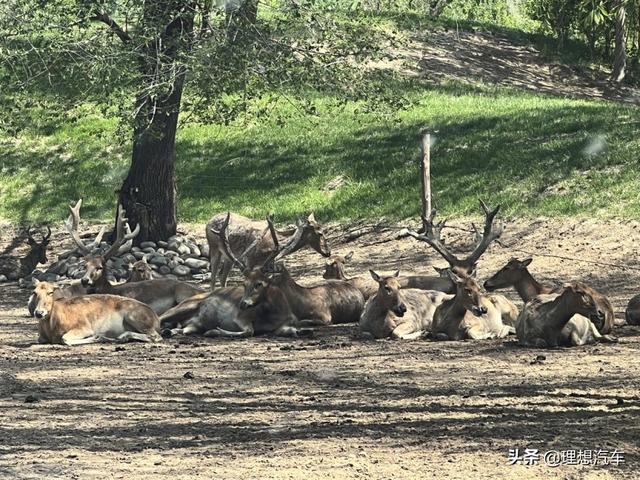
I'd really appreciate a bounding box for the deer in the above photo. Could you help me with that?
[31,280,162,345]
[65,199,204,314]
[625,294,640,325]
[213,212,364,326]
[159,215,312,338]
[516,282,616,347]
[323,252,455,300]
[206,211,331,288]
[483,257,615,334]
[359,270,453,339]
[0,226,52,281]
[405,200,518,327]
[128,258,154,282]
[431,268,513,341]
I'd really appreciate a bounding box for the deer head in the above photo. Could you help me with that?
[24,226,52,266]
[370,269,406,317]
[322,251,354,280]
[31,279,58,320]
[129,257,153,282]
[407,199,503,274]
[298,213,331,258]
[448,268,487,317]
[483,257,533,291]
[65,199,140,288]
[560,282,605,330]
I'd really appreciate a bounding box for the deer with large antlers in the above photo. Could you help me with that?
[159,214,313,338]
[431,268,513,341]
[516,283,616,347]
[484,257,615,334]
[213,212,364,326]
[359,270,452,339]
[405,200,518,327]
[65,199,204,314]
[323,252,455,299]
[0,227,52,281]
[206,211,331,288]
[32,280,162,345]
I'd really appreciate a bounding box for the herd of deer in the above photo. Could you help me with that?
[3,198,639,348]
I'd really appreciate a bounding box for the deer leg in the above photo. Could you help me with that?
[210,251,221,289]
[434,332,450,341]
[219,259,234,287]
[116,331,155,343]
[203,327,253,338]
[61,329,114,346]
[466,327,494,340]
[588,321,618,344]
[275,325,314,337]
[391,323,422,340]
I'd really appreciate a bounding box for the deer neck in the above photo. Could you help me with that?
[514,269,546,302]
[20,248,43,273]
[445,293,468,318]
[94,269,115,293]
[335,264,349,281]
[544,293,579,331]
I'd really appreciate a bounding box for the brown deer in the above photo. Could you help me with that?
[405,200,518,327]
[66,199,204,314]
[484,257,615,334]
[431,268,513,341]
[516,283,616,347]
[625,294,640,325]
[323,252,454,299]
[214,213,364,326]
[0,226,52,280]
[206,211,331,288]
[159,215,311,338]
[359,270,453,339]
[31,280,162,345]
[128,258,154,282]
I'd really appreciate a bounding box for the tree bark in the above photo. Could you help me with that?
[116,2,195,242]
[612,0,628,82]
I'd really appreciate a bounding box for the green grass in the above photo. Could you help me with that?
[1,10,640,226]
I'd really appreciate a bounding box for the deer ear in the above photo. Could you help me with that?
[307,212,316,223]
[369,270,381,282]
[522,257,533,267]
[33,278,40,286]
[447,269,463,284]
[344,251,354,262]
[393,270,400,277]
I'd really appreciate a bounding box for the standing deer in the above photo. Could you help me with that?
[431,268,512,340]
[206,211,331,288]
[66,199,204,314]
[323,252,455,299]
[484,257,615,334]
[405,200,518,326]
[516,283,616,347]
[359,270,452,339]
[214,213,364,326]
[32,280,162,345]
[0,226,52,280]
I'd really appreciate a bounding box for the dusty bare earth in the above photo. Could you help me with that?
[1,216,639,479]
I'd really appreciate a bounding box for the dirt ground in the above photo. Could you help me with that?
[1,216,639,479]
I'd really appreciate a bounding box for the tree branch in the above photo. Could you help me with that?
[90,11,132,43]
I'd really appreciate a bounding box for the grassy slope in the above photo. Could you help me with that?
[1,26,639,224]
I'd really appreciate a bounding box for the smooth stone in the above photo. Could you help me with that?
[172,265,191,277]
[140,241,157,249]
[164,251,179,259]
[184,258,209,270]
[132,251,145,260]
[165,274,178,281]
[143,247,156,254]
[167,235,183,244]
[157,241,168,248]
[199,243,210,258]
[158,265,171,275]
[0,275,7,282]
[149,256,167,266]
[177,244,191,255]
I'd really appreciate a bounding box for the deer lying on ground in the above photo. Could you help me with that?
[516,282,615,347]
[66,199,204,314]
[1,227,51,281]
[323,252,455,299]
[128,258,154,282]
[215,213,364,326]
[625,294,640,325]
[405,200,518,327]
[160,215,311,338]
[206,211,331,288]
[31,280,162,345]
[483,257,615,333]
[431,268,512,340]
[359,270,452,339]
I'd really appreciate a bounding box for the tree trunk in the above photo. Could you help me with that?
[612,0,628,82]
[116,2,195,242]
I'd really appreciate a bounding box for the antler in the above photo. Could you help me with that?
[466,200,503,265]
[65,199,91,255]
[406,209,459,266]
[406,199,503,271]
[102,204,140,260]
[211,212,249,273]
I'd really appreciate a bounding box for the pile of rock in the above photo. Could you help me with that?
[29,234,211,285]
